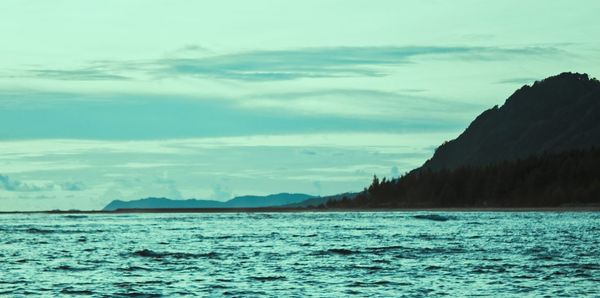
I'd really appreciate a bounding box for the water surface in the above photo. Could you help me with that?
[1,212,598,296]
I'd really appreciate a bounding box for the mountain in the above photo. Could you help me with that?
[103,193,313,211]
[422,72,600,171]
[327,72,600,208]
[222,193,316,208]
[103,198,226,211]
[284,192,358,208]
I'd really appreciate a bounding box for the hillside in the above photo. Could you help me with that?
[422,72,600,171]
[327,72,600,208]
[103,193,313,211]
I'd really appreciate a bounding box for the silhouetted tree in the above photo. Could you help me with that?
[326,147,600,208]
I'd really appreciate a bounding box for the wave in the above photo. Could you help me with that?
[348,280,398,287]
[132,249,218,259]
[118,265,152,272]
[320,248,355,255]
[250,276,286,282]
[60,287,94,295]
[352,265,384,271]
[413,214,452,222]
[291,234,317,238]
[62,215,88,219]
[53,265,91,271]
[113,291,162,297]
[25,227,54,234]
[367,245,406,252]
[20,227,106,234]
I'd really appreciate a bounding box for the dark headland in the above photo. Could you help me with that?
[4,72,600,214]
[328,72,600,209]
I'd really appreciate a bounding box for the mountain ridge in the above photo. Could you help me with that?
[422,72,600,171]
[103,193,313,211]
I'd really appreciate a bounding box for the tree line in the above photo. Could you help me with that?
[325,147,600,208]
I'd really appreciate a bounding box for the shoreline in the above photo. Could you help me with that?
[1,206,599,214]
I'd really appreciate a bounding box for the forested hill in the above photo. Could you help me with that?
[327,147,600,208]
[422,72,600,171]
[325,72,600,208]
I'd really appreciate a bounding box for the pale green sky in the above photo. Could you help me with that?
[1,0,599,210]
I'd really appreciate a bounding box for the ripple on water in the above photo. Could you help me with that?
[249,276,286,282]
[60,287,94,295]
[316,248,355,255]
[413,214,453,221]
[131,249,219,259]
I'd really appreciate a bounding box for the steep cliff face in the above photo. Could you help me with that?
[422,72,600,171]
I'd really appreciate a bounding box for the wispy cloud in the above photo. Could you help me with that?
[0,133,452,161]
[496,77,539,85]
[22,60,134,81]
[13,45,562,82]
[158,46,560,81]
[241,89,485,119]
[0,174,50,192]
[30,69,131,81]
[60,181,86,191]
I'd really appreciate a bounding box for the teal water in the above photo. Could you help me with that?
[1,212,598,296]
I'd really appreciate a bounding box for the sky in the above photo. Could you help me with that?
[1,0,600,211]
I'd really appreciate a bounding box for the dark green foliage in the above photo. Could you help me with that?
[328,148,600,208]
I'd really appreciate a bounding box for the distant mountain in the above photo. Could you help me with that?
[103,193,313,211]
[222,193,315,208]
[422,72,600,171]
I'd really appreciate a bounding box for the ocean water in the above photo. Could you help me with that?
[0,212,598,297]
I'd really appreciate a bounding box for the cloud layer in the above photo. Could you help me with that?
[19,45,561,82]
[0,174,84,192]
[0,132,451,210]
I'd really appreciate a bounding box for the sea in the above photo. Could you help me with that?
[0,212,598,297]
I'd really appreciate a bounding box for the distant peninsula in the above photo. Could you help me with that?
[103,193,313,211]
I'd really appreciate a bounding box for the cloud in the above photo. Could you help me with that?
[0,174,84,192]
[0,89,473,140]
[0,174,50,191]
[174,44,213,54]
[60,181,85,191]
[13,45,562,83]
[29,68,130,81]
[154,174,182,199]
[496,77,539,85]
[0,132,449,210]
[211,184,232,200]
[0,132,455,158]
[240,89,485,119]
[301,149,317,156]
[158,46,560,81]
